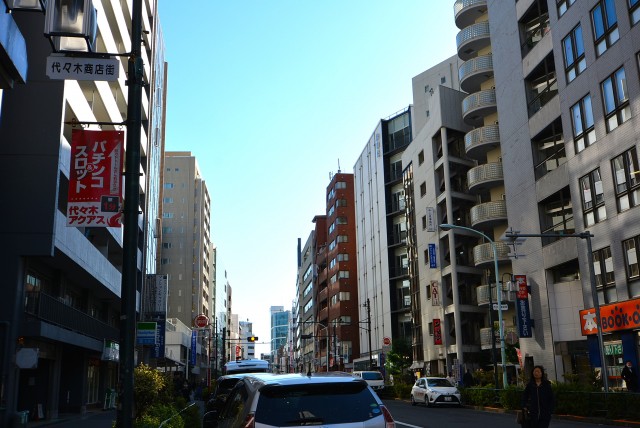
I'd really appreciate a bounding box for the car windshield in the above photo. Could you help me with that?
[427,378,453,387]
[256,382,382,426]
[361,372,383,381]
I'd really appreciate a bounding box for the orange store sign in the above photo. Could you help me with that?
[580,297,640,335]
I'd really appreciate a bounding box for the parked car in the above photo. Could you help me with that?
[410,377,461,407]
[203,372,396,428]
[353,370,385,391]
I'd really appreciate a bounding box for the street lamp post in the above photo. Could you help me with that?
[363,299,373,370]
[440,224,508,389]
[505,230,609,393]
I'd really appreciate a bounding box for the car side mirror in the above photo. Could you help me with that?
[203,410,219,428]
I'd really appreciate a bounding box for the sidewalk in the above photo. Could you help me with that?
[24,401,204,428]
[26,409,116,428]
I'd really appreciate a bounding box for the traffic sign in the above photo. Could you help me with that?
[383,337,391,346]
[194,314,209,328]
[493,303,508,311]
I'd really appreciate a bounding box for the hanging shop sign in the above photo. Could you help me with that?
[67,129,124,227]
[515,274,533,338]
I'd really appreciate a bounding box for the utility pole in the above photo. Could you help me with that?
[365,299,373,370]
[117,0,143,426]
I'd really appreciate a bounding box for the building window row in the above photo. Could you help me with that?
[612,146,640,212]
[580,168,606,226]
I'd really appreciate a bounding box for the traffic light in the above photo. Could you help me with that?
[247,336,258,342]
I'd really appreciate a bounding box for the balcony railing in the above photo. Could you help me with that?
[476,283,515,306]
[462,88,497,125]
[467,162,503,191]
[25,291,119,341]
[472,241,511,266]
[456,21,491,60]
[464,124,500,159]
[470,199,507,227]
[454,0,488,28]
[459,54,493,93]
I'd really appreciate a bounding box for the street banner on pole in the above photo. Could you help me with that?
[515,275,533,338]
[67,130,124,227]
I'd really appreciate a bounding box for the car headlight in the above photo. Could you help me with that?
[454,390,460,394]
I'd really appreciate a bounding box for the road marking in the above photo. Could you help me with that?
[395,421,423,428]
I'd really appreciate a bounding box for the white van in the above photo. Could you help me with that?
[353,371,385,390]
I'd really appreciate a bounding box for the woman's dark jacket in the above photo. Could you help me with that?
[521,379,555,420]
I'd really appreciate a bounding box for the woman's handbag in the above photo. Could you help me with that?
[516,409,530,426]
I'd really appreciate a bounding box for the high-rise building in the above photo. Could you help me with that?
[313,173,360,371]
[296,233,316,372]
[270,305,290,366]
[486,0,640,384]
[239,319,255,359]
[0,1,165,424]
[160,151,214,382]
[354,109,413,370]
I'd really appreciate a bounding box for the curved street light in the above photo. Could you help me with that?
[440,223,508,388]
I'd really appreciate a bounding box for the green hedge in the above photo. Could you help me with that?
[461,384,640,421]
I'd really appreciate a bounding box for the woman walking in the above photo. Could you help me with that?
[521,365,555,428]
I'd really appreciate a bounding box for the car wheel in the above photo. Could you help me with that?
[410,394,416,406]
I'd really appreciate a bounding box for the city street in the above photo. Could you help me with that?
[382,399,623,428]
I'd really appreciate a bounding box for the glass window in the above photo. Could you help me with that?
[623,236,640,280]
[601,67,629,132]
[571,94,596,153]
[580,168,607,226]
[563,24,586,83]
[558,0,576,17]
[611,147,640,212]
[591,0,619,56]
[631,0,640,25]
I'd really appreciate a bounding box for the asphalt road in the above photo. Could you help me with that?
[382,399,624,428]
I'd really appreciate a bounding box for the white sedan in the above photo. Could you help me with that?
[410,377,461,407]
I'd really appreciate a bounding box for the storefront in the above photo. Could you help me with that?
[579,297,640,389]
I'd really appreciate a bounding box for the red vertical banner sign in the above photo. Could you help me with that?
[433,318,442,345]
[67,130,124,227]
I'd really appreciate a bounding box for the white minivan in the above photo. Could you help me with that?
[353,371,385,390]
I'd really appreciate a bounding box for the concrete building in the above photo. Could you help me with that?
[159,151,214,383]
[313,173,361,371]
[401,55,491,379]
[295,234,316,371]
[487,0,640,385]
[239,319,255,359]
[0,0,165,424]
[354,108,413,370]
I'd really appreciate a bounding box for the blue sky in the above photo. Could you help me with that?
[157,1,459,356]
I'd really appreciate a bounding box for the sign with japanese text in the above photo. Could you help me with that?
[514,275,533,338]
[426,207,436,232]
[428,243,437,268]
[67,130,123,227]
[431,280,440,306]
[143,274,168,315]
[433,318,442,345]
[190,330,197,365]
[151,316,166,359]
[136,322,157,345]
[46,55,119,81]
[580,297,640,335]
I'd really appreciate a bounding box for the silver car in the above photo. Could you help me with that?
[204,372,396,428]
[410,377,461,407]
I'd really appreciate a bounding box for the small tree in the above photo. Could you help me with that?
[384,337,413,383]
